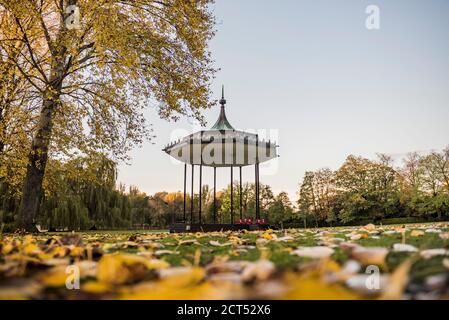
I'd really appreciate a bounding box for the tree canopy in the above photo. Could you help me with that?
[0,0,217,230]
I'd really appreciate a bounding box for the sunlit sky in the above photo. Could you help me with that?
[117,0,449,202]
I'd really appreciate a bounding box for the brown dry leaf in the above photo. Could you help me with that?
[351,247,388,267]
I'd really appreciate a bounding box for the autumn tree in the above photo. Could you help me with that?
[0,0,216,230]
[0,8,39,195]
[268,191,293,226]
[297,169,336,227]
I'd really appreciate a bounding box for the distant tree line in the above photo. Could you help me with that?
[296,148,449,227]
[1,147,448,231]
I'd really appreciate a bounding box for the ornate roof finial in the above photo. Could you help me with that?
[211,85,234,130]
[219,85,226,107]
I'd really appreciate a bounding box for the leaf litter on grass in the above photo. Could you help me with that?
[1,222,449,299]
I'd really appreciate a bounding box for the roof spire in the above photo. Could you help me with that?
[219,85,226,107]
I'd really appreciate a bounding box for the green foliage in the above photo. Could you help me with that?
[296,148,449,227]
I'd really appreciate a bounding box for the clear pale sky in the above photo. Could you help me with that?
[117,0,449,202]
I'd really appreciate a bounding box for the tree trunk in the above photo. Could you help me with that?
[0,107,4,153]
[17,92,58,231]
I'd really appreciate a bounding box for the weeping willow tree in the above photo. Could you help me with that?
[35,155,132,230]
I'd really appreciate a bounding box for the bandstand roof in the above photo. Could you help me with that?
[163,87,278,167]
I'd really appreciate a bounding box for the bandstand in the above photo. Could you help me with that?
[163,87,278,232]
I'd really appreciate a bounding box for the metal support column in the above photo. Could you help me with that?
[199,131,203,224]
[239,166,243,220]
[183,163,187,222]
[191,164,194,224]
[256,163,260,220]
[255,135,260,220]
[230,166,234,224]
[199,164,202,224]
[213,167,217,224]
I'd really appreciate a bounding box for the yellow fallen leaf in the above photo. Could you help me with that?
[1,243,14,255]
[119,268,228,300]
[37,266,69,287]
[6,254,41,264]
[96,254,167,285]
[410,230,425,237]
[261,230,277,240]
[82,281,112,294]
[282,270,360,300]
[22,243,40,255]
[70,246,85,257]
[46,246,68,258]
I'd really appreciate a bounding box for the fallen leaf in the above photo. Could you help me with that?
[346,274,390,296]
[96,254,166,285]
[420,249,448,259]
[410,230,425,237]
[363,224,376,231]
[439,233,449,240]
[392,244,418,253]
[291,247,335,259]
[351,247,388,266]
[380,259,414,300]
[241,260,275,282]
[209,240,232,247]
